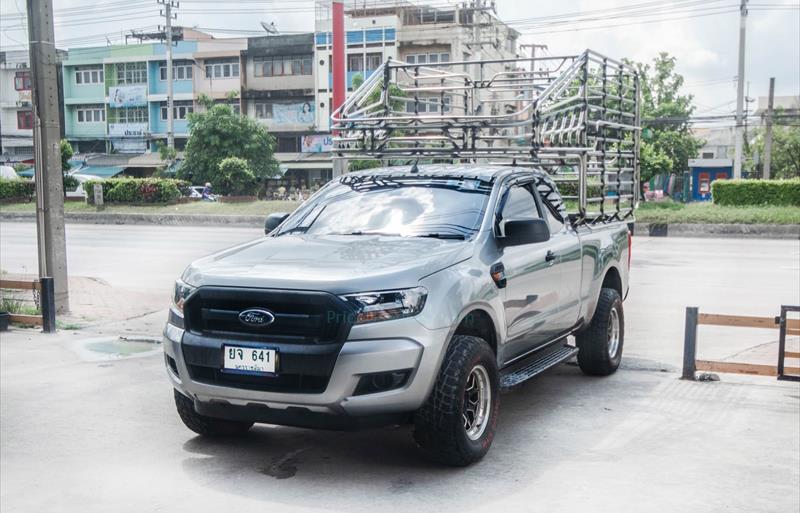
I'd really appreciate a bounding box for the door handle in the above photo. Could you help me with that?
[545,250,557,262]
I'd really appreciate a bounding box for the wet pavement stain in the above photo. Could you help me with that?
[259,449,306,479]
[389,478,414,493]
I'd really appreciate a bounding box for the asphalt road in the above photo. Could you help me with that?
[1,223,799,512]
[1,222,798,366]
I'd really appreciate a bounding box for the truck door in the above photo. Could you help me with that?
[496,182,564,361]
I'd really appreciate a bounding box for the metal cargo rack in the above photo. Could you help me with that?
[331,49,641,226]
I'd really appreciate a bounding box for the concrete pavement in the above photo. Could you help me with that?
[0,326,798,513]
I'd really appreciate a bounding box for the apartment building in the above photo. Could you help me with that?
[242,34,332,186]
[313,6,399,132]
[1,51,37,164]
[61,29,245,161]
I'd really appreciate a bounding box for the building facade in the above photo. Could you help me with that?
[242,34,332,187]
[1,51,35,164]
[61,29,245,157]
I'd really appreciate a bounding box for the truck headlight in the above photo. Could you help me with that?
[172,279,196,314]
[342,287,427,325]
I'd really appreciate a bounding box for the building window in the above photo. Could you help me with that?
[76,106,105,123]
[214,99,240,115]
[114,62,147,84]
[204,58,240,79]
[14,71,32,91]
[701,152,715,159]
[254,55,312,77]
[109,106,148,124]
[75,66,104,85]
[160,100,194,121]
[347,54,364,72]
[160,61,193,81]
[365,53,382,70]
[17,110,34,129]
[407,96,451,114]
[254,102,273,119]
[406,52,450,66]
[277,136,300,152]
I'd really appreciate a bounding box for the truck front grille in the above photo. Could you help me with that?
[180,287,354,394]
[183,287,354,344]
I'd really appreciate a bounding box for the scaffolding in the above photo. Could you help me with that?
[331,50,641,226]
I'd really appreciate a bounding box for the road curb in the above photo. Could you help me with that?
[2,211,798,239]
[0,211,265,227]
[634,222,800,239]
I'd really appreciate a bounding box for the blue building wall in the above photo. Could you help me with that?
[691,166,732,201]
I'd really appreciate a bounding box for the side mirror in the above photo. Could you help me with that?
[499,218,550,247]
[265,212,290,234]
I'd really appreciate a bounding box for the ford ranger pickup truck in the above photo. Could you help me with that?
[163,164,631,466]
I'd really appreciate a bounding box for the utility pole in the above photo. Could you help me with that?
[763,77,775,180]
[26,0,69,312]
[331,0,346,178]
[158,0,179,149]
[733,0,748,179]
[520,43,547,73]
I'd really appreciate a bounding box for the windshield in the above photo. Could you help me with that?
[275,176,492,239]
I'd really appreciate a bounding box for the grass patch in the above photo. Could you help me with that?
[0,200,301,216]
[57,322,83,330]
[637,201,800,225]
[0,296,39,316]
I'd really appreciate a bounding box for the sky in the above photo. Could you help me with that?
[1,0,798,122]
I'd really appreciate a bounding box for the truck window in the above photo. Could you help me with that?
[498,184,540,236]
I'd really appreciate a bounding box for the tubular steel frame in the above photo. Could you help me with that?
[331,50,641,226]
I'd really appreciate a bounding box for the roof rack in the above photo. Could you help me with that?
[331,50,641,226]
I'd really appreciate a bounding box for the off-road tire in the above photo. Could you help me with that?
[577,287,624,376]
[413,335,499,466]
[174,389,254,437]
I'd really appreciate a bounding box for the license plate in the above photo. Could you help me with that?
[223,345,278,375]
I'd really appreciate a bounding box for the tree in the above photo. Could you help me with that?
[217,157,256,195]
[630,53,703,181]
[747,110,800,179]
[59,139,79,192]
[178,97,279,190]
[60,139,73,172]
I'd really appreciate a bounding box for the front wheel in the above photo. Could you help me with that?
[413,335,499,466]
[173,389,254,437]
[577,287,624,376]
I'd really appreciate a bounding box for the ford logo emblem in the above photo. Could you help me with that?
[238,308,275,327]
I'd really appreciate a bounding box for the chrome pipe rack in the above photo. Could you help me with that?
[331,50,641,226]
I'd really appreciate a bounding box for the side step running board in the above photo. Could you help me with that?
[500,343,579,390]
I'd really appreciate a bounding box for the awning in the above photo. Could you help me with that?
[80,166,124,178]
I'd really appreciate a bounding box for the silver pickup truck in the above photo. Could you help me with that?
[163,164,631,466]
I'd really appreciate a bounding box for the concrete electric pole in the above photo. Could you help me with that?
[762,77,775,180]
[159,0,179,149]
[520,43,547,73]
[733,0,748,179]
[26,0,69,312]
[331,0,346,178]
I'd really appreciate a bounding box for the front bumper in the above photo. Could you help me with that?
[163,318,450,426]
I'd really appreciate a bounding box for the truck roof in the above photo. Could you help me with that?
[343,164,549,182]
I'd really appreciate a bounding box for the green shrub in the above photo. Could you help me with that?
[217,157,256,196]
[84,178,186,204]
[63,174,80,190]
[712,179,800,207]
[0,179,35,201]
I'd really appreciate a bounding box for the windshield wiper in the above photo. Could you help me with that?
[413,233,466,240]
[278,226,309,235]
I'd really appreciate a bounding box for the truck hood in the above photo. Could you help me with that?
[182,234,474,294]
